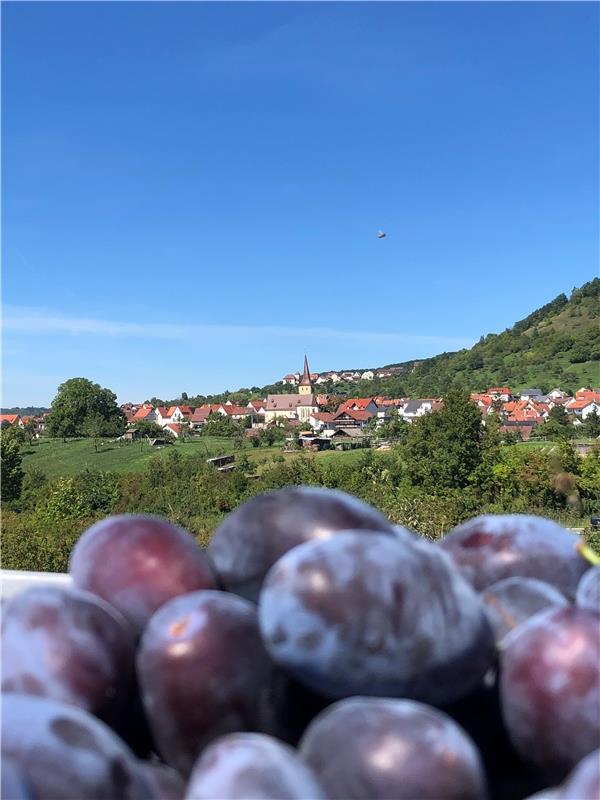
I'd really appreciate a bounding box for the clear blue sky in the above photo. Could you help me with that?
[2,1,598,406]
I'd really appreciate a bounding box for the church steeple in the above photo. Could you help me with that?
[298,354,313,395]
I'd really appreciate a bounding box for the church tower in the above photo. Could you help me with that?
[298,354,313,396]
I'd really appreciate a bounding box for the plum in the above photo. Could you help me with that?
[138,761,186,800]
[440,515,589,598]
[481,577,567,644]
[258,531,495,704]
[576,566,600,613]
[207,485,398,602]
[185,733,327,799]
[1,693,146,799]
[137,590,271,777]
[0,758,35,800]
[300,696,489,800]
[500,606,600,781]
[69,515,216,636]
[2,586,134,722]
[558,749,600,799]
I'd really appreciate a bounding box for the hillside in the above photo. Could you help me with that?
[132,279,600,409]
[389,279,600,396]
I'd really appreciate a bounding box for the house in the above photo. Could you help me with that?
[338,398,379,414]
[247,399,266,414]
[548,388,569,400]
[132,405,157,424]
[309,412,334,431]
[221,405,256,421]
[281,374,299,385]
[566,399,600,420]
[487,387,513,402]
[154,407,172,427]
[0,414,22,428]
[520,389,544,400]
[315,375,330,385]
[166,406,193,423]
[164,423,183,438]
[332,409,374,429]
[328,372,341,383]
[190,408,211,429]
[265,356,319,423]
[361,371,375,381]
[400,399,441,422]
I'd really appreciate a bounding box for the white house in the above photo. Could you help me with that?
[361,371,375,381]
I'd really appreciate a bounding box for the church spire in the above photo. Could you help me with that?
[298,354,313,395]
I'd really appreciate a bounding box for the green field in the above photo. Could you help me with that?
[20,436,363,478]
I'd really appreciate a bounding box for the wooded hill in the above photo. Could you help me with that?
[389,278,600,396]
[171,279,600,405]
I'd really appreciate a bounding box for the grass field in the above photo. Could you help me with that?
[20,436,364,478]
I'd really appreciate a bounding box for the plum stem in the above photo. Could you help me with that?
[576,541,600,567]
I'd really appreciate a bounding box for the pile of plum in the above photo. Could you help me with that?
[2,486,599,800]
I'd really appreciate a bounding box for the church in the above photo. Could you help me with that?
[263,356,319,424]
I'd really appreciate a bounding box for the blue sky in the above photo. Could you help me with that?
[2,1,598,406]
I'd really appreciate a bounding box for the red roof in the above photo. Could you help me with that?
[221,405,252,416]
[190,408,211,422]
[248,400,265,411]
[0,414,20,425]
[568,399,599,411]
[165,423,182,435]
[132,407,154,420]
[488,387,512,394]
[334,409,373,422]
[155,407,169,417]
[310,412,334,422]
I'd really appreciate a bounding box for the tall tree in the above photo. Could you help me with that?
[0,429,24,501]
[404,389,485,492]
[47,378,125,440]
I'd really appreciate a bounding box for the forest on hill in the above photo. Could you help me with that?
[390,278,600,397]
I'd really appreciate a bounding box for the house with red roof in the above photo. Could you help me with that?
[190,408,211,429]
[164,423,183,438]
[338,398,379,414]
[487,387,513,402]
[132,405,157,423]
[332,409,374,428]
[0,414,22,428]
[566,398,600,421]
[309,411,335,431]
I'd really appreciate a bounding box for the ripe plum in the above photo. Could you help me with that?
[500,606,600,780]
[137,590,271,776]
[440,515,589,597]
[70,515,216,636]
[2,586,134,721]
[185,732,327,800]
[1,693,146,800]
[299,696,488,800]
[481,577,567,644]
[259,531,495,704]
[207,486,397,601]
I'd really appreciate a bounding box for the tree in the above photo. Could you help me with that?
[23,418,37,446]
[583,410,600,438]
[404,389,485,492]
[135,421,165,439]
[1,428,24,502]
[378,409,409,442]
[46,378,126,440]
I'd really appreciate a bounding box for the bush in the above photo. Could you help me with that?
[1,511,92,572]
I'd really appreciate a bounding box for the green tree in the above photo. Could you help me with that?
[404,389,485,492]
[47,378,126,440]
[134,421,165,439]
[583,410,600,438]
[0,429,24,502]
[23,418,38,446]
[378,409,409,443]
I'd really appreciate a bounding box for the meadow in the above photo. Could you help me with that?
[20,436,362,478]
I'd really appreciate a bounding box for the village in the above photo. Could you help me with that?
[3,356,597,451]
